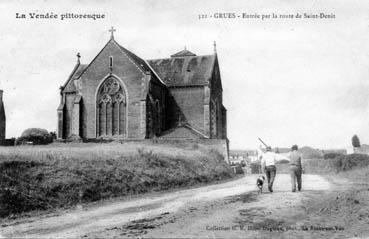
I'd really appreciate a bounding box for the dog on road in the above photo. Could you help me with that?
[256,175,265,194]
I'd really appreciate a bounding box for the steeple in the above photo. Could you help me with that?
[76,52,81,64]
[170,48,196,58]
[213,41,217,54]
[109,26,116,39]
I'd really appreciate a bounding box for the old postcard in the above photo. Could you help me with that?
[0,0,368,238]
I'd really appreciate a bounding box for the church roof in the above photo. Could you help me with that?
[170,49,196,58]
[62,40,216,92]
[113,40,166,86]
[62,39,166,94]
[62,64,88,93]
[147,54,216,87]
[115,42,151,74]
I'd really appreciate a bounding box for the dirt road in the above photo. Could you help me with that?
[1,174,332,238]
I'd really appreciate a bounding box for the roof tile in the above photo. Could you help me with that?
[63,64,87,93]
[147,54,215,87]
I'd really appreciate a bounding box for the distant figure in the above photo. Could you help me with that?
[256,145,264,173]
[257,145,264,161]
[289,145,302,192]
[260,146,277,192]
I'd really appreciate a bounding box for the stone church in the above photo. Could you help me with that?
[57,29,227,141]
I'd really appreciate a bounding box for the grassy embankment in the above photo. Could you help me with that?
[0,141,233,218]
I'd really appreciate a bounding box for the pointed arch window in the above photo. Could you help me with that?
[211,100,217,138]
[109,56,113,71]
[97,77,126,137]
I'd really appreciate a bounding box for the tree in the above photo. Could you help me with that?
[352,134,361,148]
[49,131,57,140]
[17,128,53,145]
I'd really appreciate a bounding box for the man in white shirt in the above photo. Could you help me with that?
[260,146,277,192]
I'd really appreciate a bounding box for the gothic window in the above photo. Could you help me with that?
[211,100,217,138]
[106,102,112,135]
[99,102,106,136]
[119,101,125,135]
[97,77,126,137]
[112,102,119,135]
[109,56,113,70]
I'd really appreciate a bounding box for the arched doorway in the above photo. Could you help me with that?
[96,77,126,137]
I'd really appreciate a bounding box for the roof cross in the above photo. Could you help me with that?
[109,26,116,39]
[76,52,81,63]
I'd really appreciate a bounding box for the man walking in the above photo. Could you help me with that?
[289,145,302,192]
[260,146,277,192]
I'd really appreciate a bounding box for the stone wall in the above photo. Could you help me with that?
[209,58,227,139]
[119,138,230,162]
[167,86,205,134]
[79,41,148,139]
[64,93,75,138]
[60,40,167,140]
[146,80,167,137]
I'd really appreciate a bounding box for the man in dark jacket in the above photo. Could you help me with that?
[288,145,302,192]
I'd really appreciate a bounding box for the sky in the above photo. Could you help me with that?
[0,0,369,150]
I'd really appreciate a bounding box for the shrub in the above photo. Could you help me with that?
[303,153,369,174]
[323,152,344,160]
[352,135,361,148]
[17,128,53,145]
[329,156,343,172]
[231,165,244,174]
[250,161,261,174]
[341,154,369,171]
[0,138,15,146]
[300,146,323,159]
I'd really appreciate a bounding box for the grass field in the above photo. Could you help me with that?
[0,141,233,218]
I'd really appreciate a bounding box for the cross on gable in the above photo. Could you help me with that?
[109,27,116,39]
